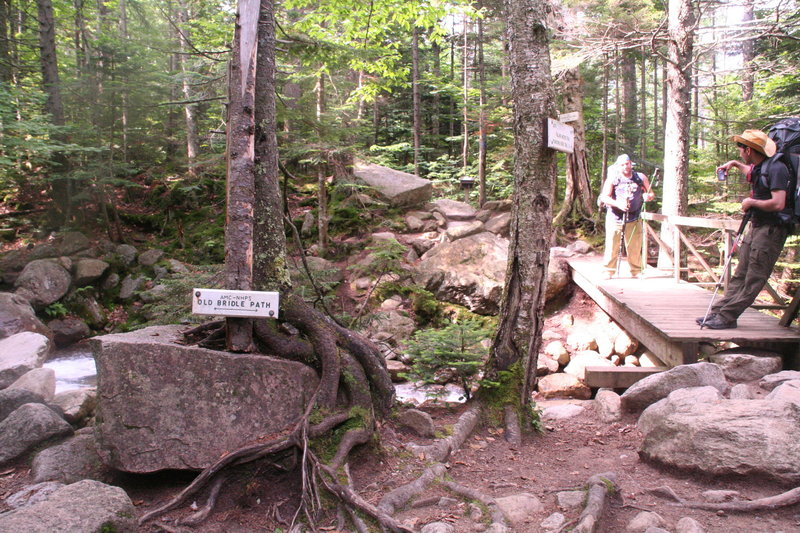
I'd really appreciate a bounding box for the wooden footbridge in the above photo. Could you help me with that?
[568,257,800,372]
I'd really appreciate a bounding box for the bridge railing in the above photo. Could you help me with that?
[639,211,787,311]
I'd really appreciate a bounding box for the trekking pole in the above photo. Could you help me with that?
[615,208,628,278]
[699,210,753,328]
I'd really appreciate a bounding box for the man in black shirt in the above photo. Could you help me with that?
[697,129,791,329]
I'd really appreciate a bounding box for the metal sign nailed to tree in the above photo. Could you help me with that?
[546,117,575,154]
[192,289,279,318]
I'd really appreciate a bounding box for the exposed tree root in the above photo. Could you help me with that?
[378,463,448,516]
[503,404,522,447]
[177,474,226,526]
[406,405,481,462]
[556,472,617,533]
[650,484,800,512]
[441,479,508,529]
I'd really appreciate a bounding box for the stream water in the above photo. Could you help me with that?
[43,346,466,404]
[43,343,97,393]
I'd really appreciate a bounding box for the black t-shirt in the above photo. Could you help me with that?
[607,171,645,223]
[752,158,791,226]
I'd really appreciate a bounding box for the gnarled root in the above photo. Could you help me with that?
[406,405,481,462]
[559,472,617,533]
[650,484,800,512]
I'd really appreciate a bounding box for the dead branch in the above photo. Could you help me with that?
[378,463,448,516]
[406,405,481,462]
[650,484,800,512]
[571,472,618,533]
[178,474,227,526]
[441,480,508,528]
[503,404,522,447]
[317,460,414,533]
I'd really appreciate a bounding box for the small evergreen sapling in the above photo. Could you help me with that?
[403,320,491,401]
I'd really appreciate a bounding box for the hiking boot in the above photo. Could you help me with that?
[701,314,737,329]
[696,313,717,326]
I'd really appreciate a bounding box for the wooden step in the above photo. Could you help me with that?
[583,366,668,389]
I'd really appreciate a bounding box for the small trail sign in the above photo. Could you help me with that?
[546,118,575,154]
[192,288,280,318]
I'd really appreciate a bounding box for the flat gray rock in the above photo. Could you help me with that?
[0,403,73,464]
[621,363,727,412]
[0,479,136,533]
[352,161,432,207]
[93,325,319,472]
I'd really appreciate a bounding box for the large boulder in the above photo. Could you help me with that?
[708,350,783,383]
[92,325,319,472]
[0,388,48,422]
[32,430,114,484]
[431,199,477,221]
[0,332,51,389]
[13,259,72,309]
[638,389,800,484]
[412,232,508,315]
[8,367,57,401]
[620,362,728,412]
[0,292,52,340]
[72,258,109,287]
[0,403,73,464]
[0,479,136,533]
[352,161,432,207]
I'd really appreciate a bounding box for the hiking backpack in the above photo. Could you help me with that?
[766,117,800,228]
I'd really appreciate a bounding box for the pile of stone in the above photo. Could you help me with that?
[0,231,189,345]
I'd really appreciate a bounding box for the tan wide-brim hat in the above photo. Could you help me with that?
[730,129,777,157]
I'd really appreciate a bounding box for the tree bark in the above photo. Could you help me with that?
[554,67,593,227]
[658,0,695,271]
[740,0,755,101]
[477,14,487,207]
[177,0,200,175]
[619,50,637,155]
[412,26,421,176]
[0,0,10,84]
[253,0,289,293]
[224,0,260,351]
[37,0,69,217]
[488,0,556,407]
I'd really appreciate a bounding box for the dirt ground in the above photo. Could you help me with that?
[4,286,800,532]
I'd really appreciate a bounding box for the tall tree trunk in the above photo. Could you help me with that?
[224,0,260,351]
[658,0,695,271]
[315,73,328,255]
[37,0,69,218]
[554,67,593,227]
[614,49,620,155]
[740,0,755,101]
[487,0,556,410]
[431,41,441,140]
[461,14,470,179]
[412,26,421,176]
[0,0,10,83]
[639,48,647,161]
[619,50,637,155]
[119,0,129,163]
[601,55,609,187]
[253,0,288,293]
[177,0,200,175]
[652,55,659,149]
[477,14,487,207]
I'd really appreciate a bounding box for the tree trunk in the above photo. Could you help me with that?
[431,41,441,140]
[461,14,470,180]
[0,0,10,83]
[177,0,200,175]
[224,0,260,351]
[487,0,556,409]
[619,50,637,155]
[554,67,593,227]
[639,47,647,161]
[601,55,609,188]
[253,0,288,293]
[658,0,695,271]
[316,73,328,254]
[740,0,755,101]
[412,26,421,176]
[37,0,69,218]
[477,14,487,207]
